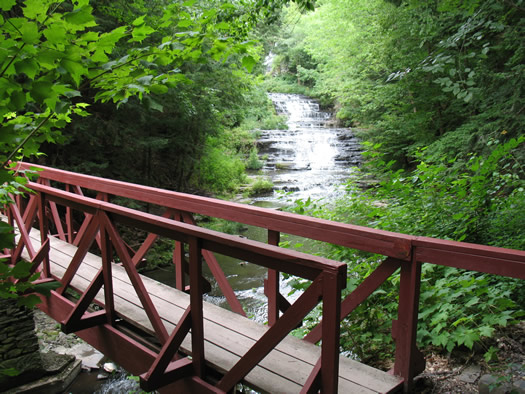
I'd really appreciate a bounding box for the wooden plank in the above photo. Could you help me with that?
[414,237,525,280]
[18,227,401,393]
[26,182,346,279]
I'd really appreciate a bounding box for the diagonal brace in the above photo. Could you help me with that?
[305,257,401,344]
[217,275,324,392]
[140,306,193,391]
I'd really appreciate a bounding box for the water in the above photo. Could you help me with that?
[255,93,361,203]
[146,93,361,323]
[65,371,140,393]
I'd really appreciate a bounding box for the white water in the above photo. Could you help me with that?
[147,93,361,323]
[255,93,361,204]
[202,93,361,322]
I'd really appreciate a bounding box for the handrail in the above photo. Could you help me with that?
[7,176,346,392]
[15,162,413,259]
[7,162,525,392]
[28,182,344,278]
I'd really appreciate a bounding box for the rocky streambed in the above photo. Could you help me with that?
[5,310,139,393]
[13,308,524,393]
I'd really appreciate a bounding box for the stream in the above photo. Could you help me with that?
[63,93,360,393]
[146,93,361,323]
[255,93,361,203]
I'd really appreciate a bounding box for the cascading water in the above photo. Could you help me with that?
[201,93,362,322]
[254,93,361,204]
[146,93,361,323]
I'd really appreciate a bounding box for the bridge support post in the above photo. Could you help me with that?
[189,237,205,378]
[266,230,280,326]
[393,254,425,392]
[37,192,50,277]
[320,270,343,392]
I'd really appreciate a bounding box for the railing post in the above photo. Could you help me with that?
[65,184,74,244]
[320,270,343,393]
[100,212,116,325]
[266,230,280,326]
[37,191,50,277]
[173,212,186,291]
[189,237,205,378]
[393,253,425,392]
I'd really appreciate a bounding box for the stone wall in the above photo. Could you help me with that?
[0,298,44,390]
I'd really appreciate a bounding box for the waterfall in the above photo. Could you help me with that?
[255,93,361,202]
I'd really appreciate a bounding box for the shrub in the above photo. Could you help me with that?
[247,177,274,196]
[286,136,525,364]
[195,136,246,194]
[246,147,264,170]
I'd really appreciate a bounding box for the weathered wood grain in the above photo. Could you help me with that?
[19,228,401,393]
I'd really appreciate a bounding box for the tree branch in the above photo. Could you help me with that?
[2,113,54,168]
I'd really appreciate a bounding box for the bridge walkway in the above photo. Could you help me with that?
[21,227,402,393]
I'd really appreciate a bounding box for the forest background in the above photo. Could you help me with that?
[0,0,523,372]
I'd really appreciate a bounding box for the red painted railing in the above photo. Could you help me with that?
[5,162,525,392]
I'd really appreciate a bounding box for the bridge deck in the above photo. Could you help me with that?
[23,228,402,393]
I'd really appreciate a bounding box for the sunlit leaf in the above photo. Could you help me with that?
[20,22,40,44]
[0,0,16,11]
[242,55,256,73]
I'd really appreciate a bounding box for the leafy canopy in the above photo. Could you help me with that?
[0,0,264,304]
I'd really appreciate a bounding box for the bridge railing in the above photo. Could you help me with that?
[5,172,346,393]
[7,162,525,392]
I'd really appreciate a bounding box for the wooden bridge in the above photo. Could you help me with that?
[3,162,525,393]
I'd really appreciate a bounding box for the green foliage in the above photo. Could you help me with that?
[197,217,247,235]
[0,367,20,377]
[262,75,313,95]
[0,222,14,254]
[0,165,38,206]
[283,136,524,363]
[418,266,520,353]
[256,112,288,130]
[360,136,525,246]
[1,0,264,187]
[232,83,288,131]
[246,147,264,170]
[285,195,320,216]
[0,251,61,309]
[195,135,246,195]
[246,177,274,196]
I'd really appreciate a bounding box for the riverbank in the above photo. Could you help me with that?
[30,308,524,393]
[30,310,139,394]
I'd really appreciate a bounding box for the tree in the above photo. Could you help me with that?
[265,0,524,363]
[0,0,267,305]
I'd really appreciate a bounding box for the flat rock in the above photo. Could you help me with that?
[514,379,525,393]
[40,351,75,374]
[4,358,81,394]
[52,342,104,369]
[458,365,481,383]
[479,373,525,394]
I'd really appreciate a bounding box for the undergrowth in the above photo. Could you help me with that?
[285,136,525,365]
